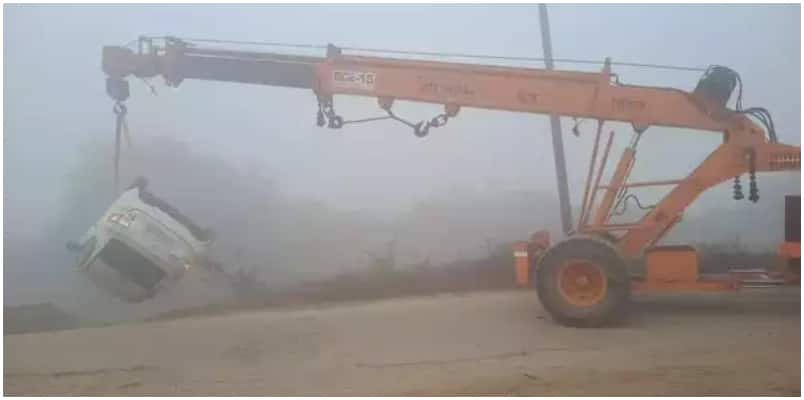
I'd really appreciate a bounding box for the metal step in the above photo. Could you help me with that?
[728,269,789,288]
[740,280,787,288]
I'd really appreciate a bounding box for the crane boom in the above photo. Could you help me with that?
[105,38,759,136]
[102,37,800,257]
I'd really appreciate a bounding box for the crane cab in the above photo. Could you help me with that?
[67,178,213,302]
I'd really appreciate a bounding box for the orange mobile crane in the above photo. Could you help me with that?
[102,37,800,327]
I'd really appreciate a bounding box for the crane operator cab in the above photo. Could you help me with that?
[66,177,214,302]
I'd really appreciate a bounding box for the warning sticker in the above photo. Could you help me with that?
[332,70,376,90]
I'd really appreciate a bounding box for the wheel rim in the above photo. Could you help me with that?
[557,259,607,306]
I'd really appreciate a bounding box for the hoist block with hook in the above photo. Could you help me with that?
[106,78,130,102]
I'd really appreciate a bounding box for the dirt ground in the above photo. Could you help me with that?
[4,288,800,396]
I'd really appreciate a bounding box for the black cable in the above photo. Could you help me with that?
[697,66,778,143]
[159,36,707,72]
[608,61,706,72]
[627,194,655,210]
[741,107,778,143]
[611,193,655,216]
[178,36,327,50]
[610,187,629,217]
[725,70,777,143]
[341,115,393,125]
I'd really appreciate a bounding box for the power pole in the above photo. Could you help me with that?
[539,4,573,236]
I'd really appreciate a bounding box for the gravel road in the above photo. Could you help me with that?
[5,288,800,395]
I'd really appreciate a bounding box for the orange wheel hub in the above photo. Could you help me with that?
[557,259,607,306]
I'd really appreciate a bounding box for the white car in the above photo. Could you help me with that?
[68,178,214,302]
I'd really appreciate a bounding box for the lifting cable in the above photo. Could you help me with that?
[112,102,128,194]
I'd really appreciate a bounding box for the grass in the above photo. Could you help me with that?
[147,240,781,322]
[152,244,517,321]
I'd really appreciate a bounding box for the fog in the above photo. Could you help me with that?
[4,4,800,319]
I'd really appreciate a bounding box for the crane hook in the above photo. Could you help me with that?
[413,122,429,138]
[328,115,343,129]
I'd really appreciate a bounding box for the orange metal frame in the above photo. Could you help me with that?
[106,40,801,262]
[779,241,801,261]
[631,279,736,292]
[310,54,800,258]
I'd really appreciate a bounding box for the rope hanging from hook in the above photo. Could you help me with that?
[113,102,129,195]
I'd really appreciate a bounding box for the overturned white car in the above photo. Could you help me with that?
[67,178,214,302]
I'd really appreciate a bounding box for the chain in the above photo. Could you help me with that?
[316,98,343,129]
[748,149,759,203]
[315,97,451,137]
[733,149,760,203]
[732,176,744,200]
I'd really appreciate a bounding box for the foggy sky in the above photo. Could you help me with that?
[4,3,801,238]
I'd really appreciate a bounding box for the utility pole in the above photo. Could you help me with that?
[539,4,573,236]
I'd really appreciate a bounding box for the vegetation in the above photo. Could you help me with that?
[4,133,794,323]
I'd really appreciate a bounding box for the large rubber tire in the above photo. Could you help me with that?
[535,237,630,327]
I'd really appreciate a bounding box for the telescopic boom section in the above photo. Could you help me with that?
[103,41,321,89]
[102,38,800,257]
